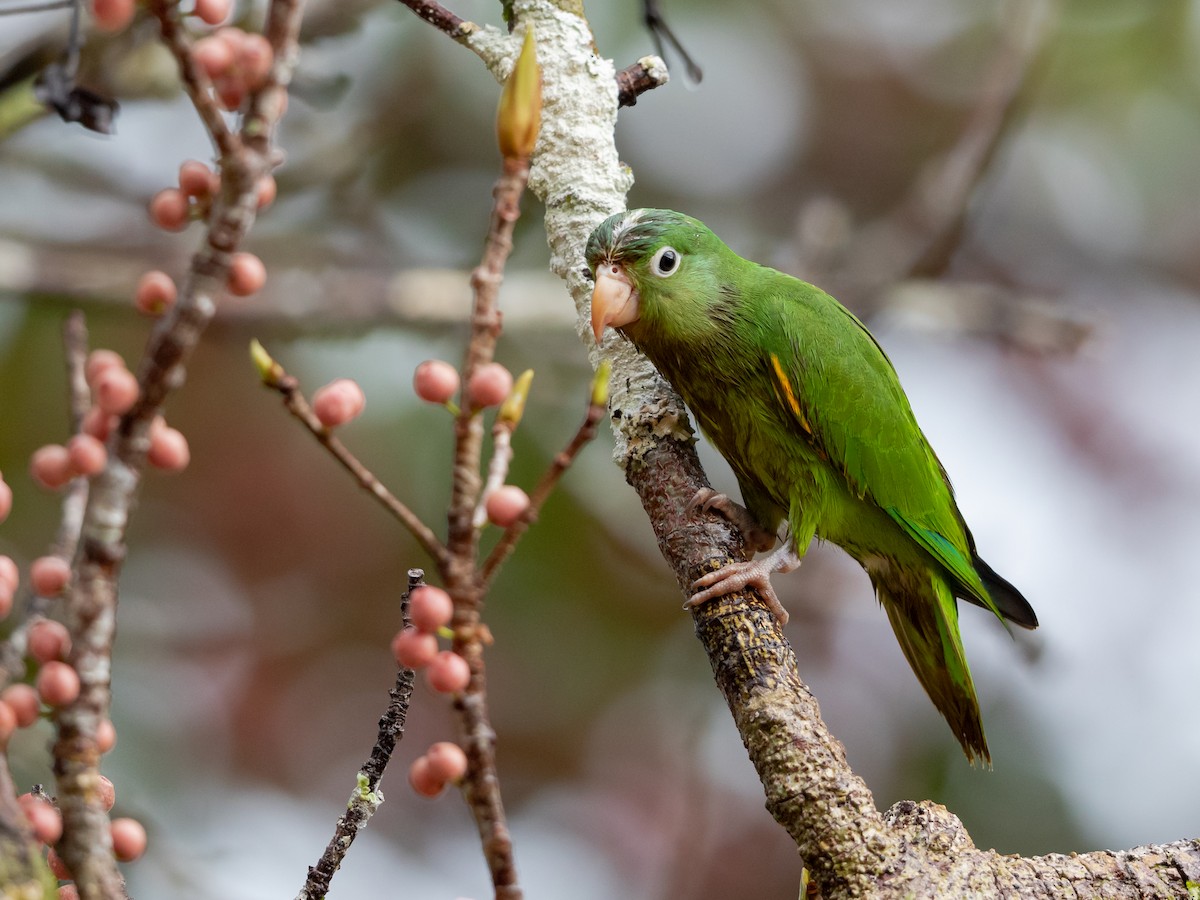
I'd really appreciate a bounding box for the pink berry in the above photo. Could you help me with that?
[30,444,72,490]
[58,883,80,900]
[29,556,70,597]
[192,0,230,26]
[0,574,13,620]
[485,485,529,528]
[85,349,124,387]
[409,586,453,633]
[36,661,80,708]
[110,817,147,862]
[425,741,468,783]
[0,556,16,592]
[135,270,178,316]
[47,848,71,879]
[148,427,190,475]
[426,650,471,693]
[18,794,61,844]
[256,175,277,210]
[413,360,460,405]
[392,628,438,670]
[82,407,113,441]
[27,619,71,664]
[238,33,274,89]
[407,755,445,798]
[466,363,513,409]
[177,160,215,198]
[2,684,40,728]
[227,252,266,297]
[312,379,366,429]
[0,701,16,746]
[93,367,139,416]
[0,475,11,523]
[97,775,116,811]
[66,434,107,477]
[193,36,234,79]
[97,718,117,753]
[149,188,189,232]
[91,0,134,31]
[215,76,246,111]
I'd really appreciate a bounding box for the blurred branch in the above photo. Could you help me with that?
[50,0,305,895]
[642,0,701,84]
[798,0,1061,323]
[253,345,451,571]
[297,569,424,900]
[0,311,91,686]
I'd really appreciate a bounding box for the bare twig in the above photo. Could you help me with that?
[394,0,471,40]
[254,352,450,572]
[616,56,670,107]
[297,569,424,900]
[480,367,607,586]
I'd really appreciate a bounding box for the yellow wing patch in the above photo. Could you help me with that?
[770,353,811,434]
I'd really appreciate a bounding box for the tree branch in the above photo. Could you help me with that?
[254,350,450,571]
[51,1,305,895]
[297,569,423,900]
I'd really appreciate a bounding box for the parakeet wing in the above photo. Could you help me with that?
[757,274,1000,615]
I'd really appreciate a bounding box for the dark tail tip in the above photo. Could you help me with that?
[974,557,1038,629]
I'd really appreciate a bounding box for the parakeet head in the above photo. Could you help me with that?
[585,208,732,345]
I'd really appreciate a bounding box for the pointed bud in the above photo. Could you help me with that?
[497,369,534,427]
[591,360,612,408]
[250,339,283,386]
[496,26,541,161]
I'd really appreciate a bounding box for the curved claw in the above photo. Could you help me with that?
[684,545,802,625]
[687,489,777,554]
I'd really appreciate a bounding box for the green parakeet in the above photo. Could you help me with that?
[586,208,1037,763]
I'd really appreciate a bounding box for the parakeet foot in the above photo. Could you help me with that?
[685,544,801,624]
[688,489,777,553]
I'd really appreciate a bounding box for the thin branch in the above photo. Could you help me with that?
[446,158,527,563]
[616,56,670,108]
[297,569,424,900]
[480,376,605,586]
[444,155,531,900]
[394,0,471,40]
[257,360,450,572]
[147,0,237,156]
[902,0,1058,279]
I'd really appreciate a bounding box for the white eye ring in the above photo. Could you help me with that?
[650,246,681,278]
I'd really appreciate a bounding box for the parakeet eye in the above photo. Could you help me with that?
[651,246,680,277]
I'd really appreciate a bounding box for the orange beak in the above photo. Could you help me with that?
[590,264,640,344]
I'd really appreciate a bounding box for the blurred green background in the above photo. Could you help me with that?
[2,0,1200,896]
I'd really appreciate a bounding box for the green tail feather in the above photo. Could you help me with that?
[877,573,990,765]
